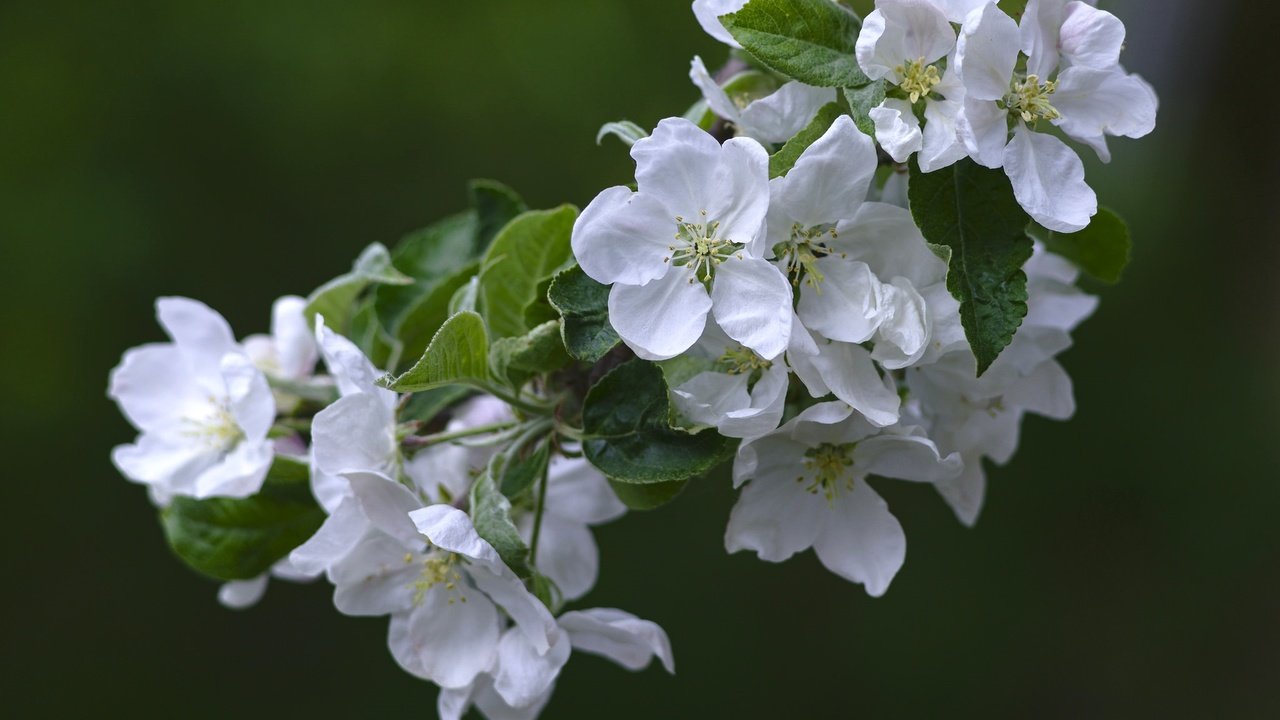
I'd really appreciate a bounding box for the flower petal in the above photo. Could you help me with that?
[531,517,599,602]
[797,258,883,344]
[1004,123,1097,233]
[737,82,835,145]
[492,627,571,709]
[192,439,274,498]
[870,99,923,164]
[545,456,626,526]
[330,532,419,616]
[311,393,396,477]
[156,297,237,381]
[808,341,901,427]
[270,295,318,380]
[1053,67,1158,143]
[812,481,906,597]
[853,433,963,483]
[955,2,1020,102]
[711,257,793,361]
[1059,1,1124,70]
[389,589,501,688]
[560,608,676,673]
[692,0,748,48]
[315,317,396,406]
[771,115,876,227]
[608,270,711,361]
[856,0,954,81]
[689,55,742,124]
[217,575,268,610]
[707,137,771,249]
[108,344,206,432]
[290,496,368,575]
[1020,0,1067,79]
[221,353,274,441]
[725,467,828,562]
[570,186,676,287]
[919,98,968,172]
[872,277,931,369]
[957,97,1010,168]
[348,471,424,547]
[935,458,986,527]
[633,118,722,221]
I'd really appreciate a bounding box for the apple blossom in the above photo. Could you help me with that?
[689,56,835,145]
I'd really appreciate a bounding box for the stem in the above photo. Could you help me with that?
[554,422,585,441]
[401,420,518,450]
[529,461,550,561]
[478,382,558,416]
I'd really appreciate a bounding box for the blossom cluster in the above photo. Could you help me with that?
[107,1,1152,717]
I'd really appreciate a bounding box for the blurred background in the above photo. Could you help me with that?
[4,0,1278,716]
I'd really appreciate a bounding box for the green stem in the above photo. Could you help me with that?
[554,422,585,441]
[402,420,518,451]
[478,382,557,416]
[529,462,550,561]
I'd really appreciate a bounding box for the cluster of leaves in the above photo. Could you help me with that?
[717,0,1130,374]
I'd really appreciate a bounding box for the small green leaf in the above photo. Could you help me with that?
[469,471,531,578]
[471,179,528,248]
[449,275,481,316]
[596,120,649,147]
[349,296,401,370]
[478,206,579,340]
[490,320,570,389]
[491,435,552,499]
[908,157,1033,375]
[582,360,733,484]
[399,386,472,427]
[721,0,869,89]
[523,275,560,329]
[307,243,413,332]
[375,212,481,331]
[380,311,491,392]
[607,478,690,511]
[395,260,480,371]
[160,456,325,582]
[1027,208,1131,284]
[769,102,846,178]
[547,265,620,364]
[844,81,886,138]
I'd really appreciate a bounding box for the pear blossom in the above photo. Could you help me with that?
[109,297,275,502]
[439,608,674,720]
[571,118,792,361]
[689,56,835,145]
[954,1,1157,231]
[855,0,967,170]
[767,115,947,371]
[727,402,961,595]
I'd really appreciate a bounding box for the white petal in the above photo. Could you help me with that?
[872,277,931,369]
[633,118,722,222]
[192,439,274,499]
[928,0,990,24]
[689,55,742,125]
[1020,0,1067,79]
[919,98,968,172]
[711,258,793,361]
[870,99,923,164]
[707,137,772,247]
[812,481,906,596]
[217,575,268,610]
[389,590,501,688]
[270,295,318,380]
[834,202,946,288]
[315,317,396,406]
[1054,67,1158,142]
[608,270,711,361]
[737,82,836,145]
[725,469,828,562]
[532,517,599,602]
[348,471,425,547]
[156,297,237,381]
[672,371,752,429]
[560,608,676,673]
[853,433,963,483]
[311,393,397,477]
[797,258,883,344]
[221,353,274,441]
[437,686,474,720]
[330,532,419,616]
[290,496,368,575]
[545,456,626,526]
[858,0,954,80]
[1004,124,1097,233]
[1059,1,1124,70]
[808,341,901,427]
[935,457,986,526]
[955,2,1020,101]
[572,186,680,288]
[957,97,1010,168]
[771,115,876,227]
[112,433,215,496]
[492,627,572,708]
[1006,359,1075,420]
[693,0,748,48]
[719,363,789,439]
[108,344,205,432]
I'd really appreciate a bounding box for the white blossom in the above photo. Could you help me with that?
[689,56,835,145]
[241,295,317,383]
[726,402,961,595]
[109,297,275,502]
[855,0,968,170]
[954,1,1157,231]
[669,319,792,439]
[572,118,792,361]
[691,0,750,48]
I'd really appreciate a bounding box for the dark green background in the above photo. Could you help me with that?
[5,0,1278,716]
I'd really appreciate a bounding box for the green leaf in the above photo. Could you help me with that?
[307,243,413,332]
[399,386,472,427]
[491,434,552,499]
[1027,208,1131,284]
[523,275,560,329]
[478,206,579,340]
[471,179,528,248]
[607,478,690,511]
[547,265,620,364]
[908,157,1033,375]
[349,296,401,370]
[769,101,846,178]
[469,471,531,578]
[582,360,733,484]
[490,320,570,389]
[721,0,869,89]
[844,80,886,138]
[375,212,481,331]
[395,260,480,371]
[379,311,491,392]
[160,456,325,582]
[596,120,649,147]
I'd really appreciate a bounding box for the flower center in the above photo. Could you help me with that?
[719,345,773,375]
[408,551,467,606]
[895,58,942,104]
[797,442,857,503]
[182,395,245,450]
[1003,74,1061,124]
[774,223,842,291]
[666,210,743,283]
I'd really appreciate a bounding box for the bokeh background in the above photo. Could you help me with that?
[5,0,1278,716]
